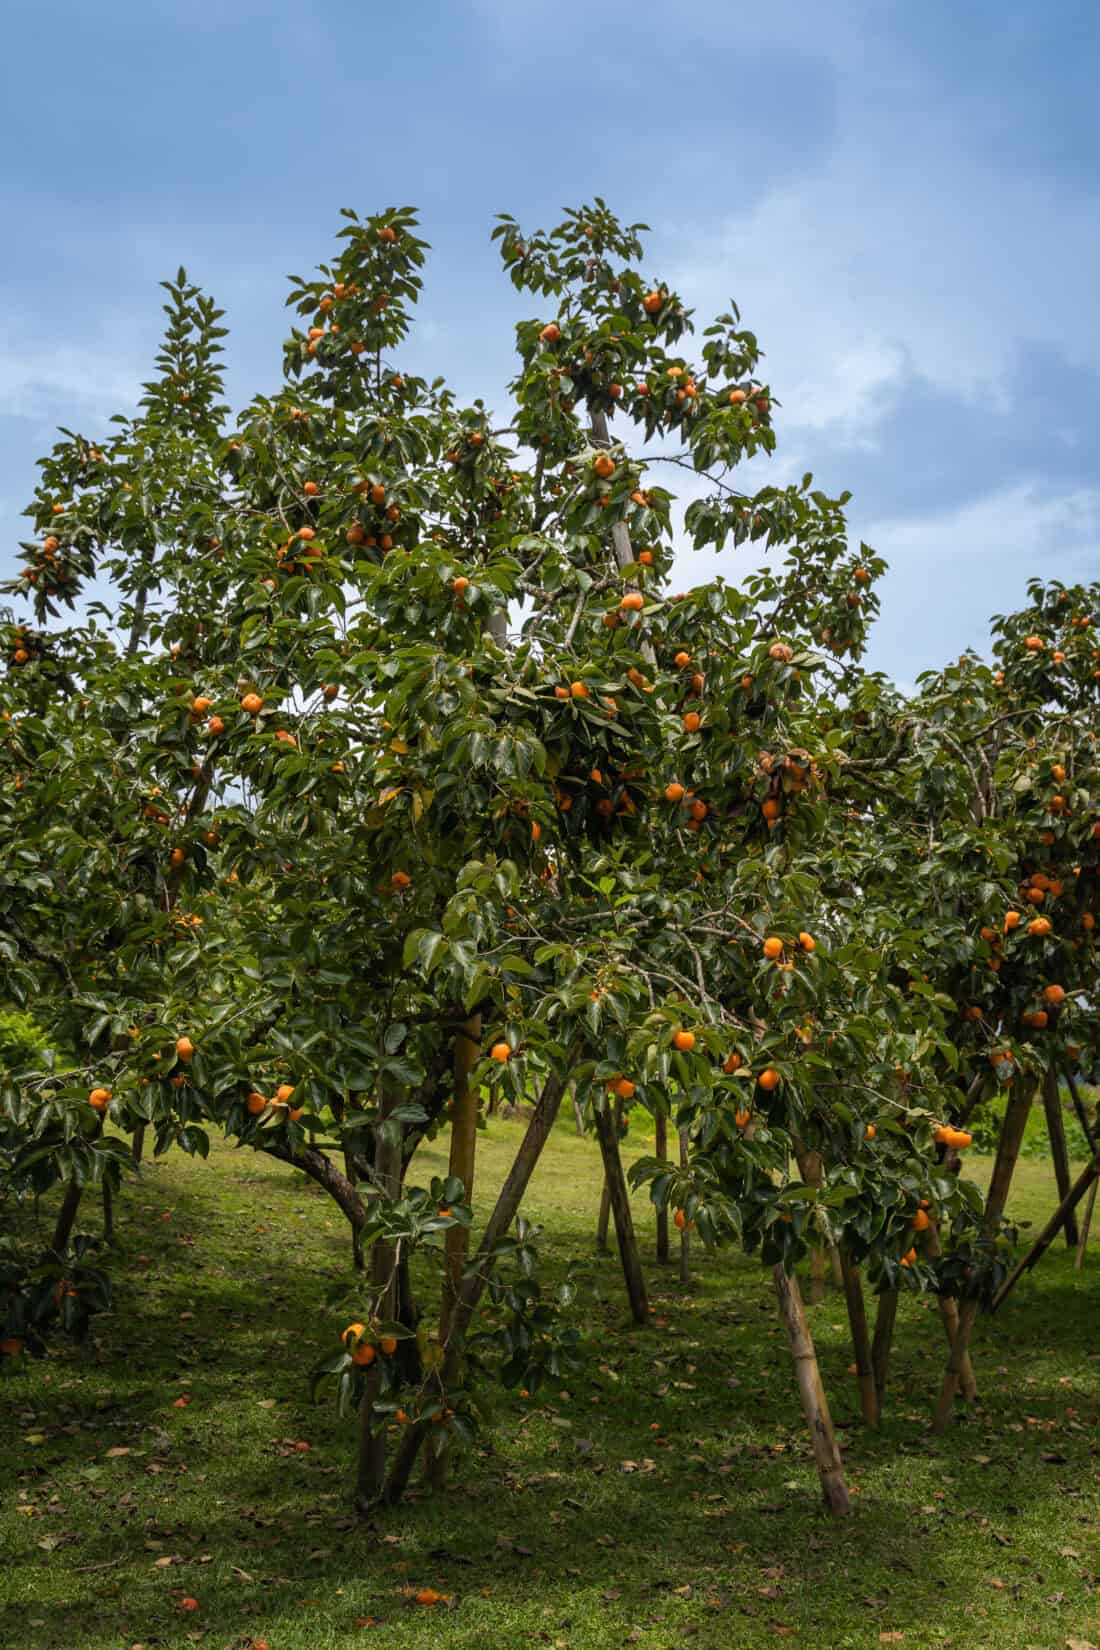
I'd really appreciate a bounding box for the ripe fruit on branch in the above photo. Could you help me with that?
[682,711,701,733]
[490,1041,511,1062]
[620,591,644,612]
[672,1027,696,1052]
[664,782,685,803]
[757,1068,781,1091]
[593,453,616,480]
[762,936,784,960]
[643,290,664,315]
[241,693,263,715]
[88,1087,111,1111]
[176,1036,195,1062]
[768,642,794,663]
[539,322,561,343]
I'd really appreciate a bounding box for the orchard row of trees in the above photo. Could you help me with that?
[1,202,1097,1515]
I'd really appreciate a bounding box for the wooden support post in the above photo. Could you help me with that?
[931,1076,1034,1433]
[992,1152,1100,1309]
[1075,1178,1097,1272]
[1042,1067,1079,1248]
[654,1109,670,1264]
[774,1264,850,1515]
[380,1058,574,1507]
[596,1172,611,1251]
[870,1290,898,1409]
[355,1091,402,1511]
[426,1015,481,1492]
[839,1249,879,1426]
[593,1101,648,1324]
[678,1126,691,1285]
[926,1217,977,1402]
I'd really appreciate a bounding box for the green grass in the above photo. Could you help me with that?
[2,1115,1098,1650]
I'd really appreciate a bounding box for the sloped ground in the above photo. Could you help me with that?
[1,1116,1097,1650]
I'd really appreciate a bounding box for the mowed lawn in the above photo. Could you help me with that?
[1,1113,1097,1650]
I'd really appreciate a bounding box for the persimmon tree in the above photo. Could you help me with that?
[4,199,1065,1520]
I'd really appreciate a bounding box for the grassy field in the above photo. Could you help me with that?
[1,1112,1097,1650]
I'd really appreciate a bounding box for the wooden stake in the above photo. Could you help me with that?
[355,1089,403,1510]
[925,1217,977,1402]
[596,1172,611,1252]
[426,1015,481,1491]
[594,1101,648,1324]
[380,1056,575,1507]
[773,1265,850,1515]
[931,1075,1034,1432]
[870,1289,898,1409]
[992,1151,1100,1309]
[678,1125,691,1285]
[1042,1067,1079,1248]
[839,1249,879,1426]
[654,1108,670,1264]
[1075,1177,1097,1272]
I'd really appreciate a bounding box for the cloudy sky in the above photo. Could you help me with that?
[3,0,1097,681]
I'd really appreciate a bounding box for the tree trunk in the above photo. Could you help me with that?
[793,1144,828,1302]
[1042,1067,1079,1248]
[925,1217,977,1402]
[594,1101,648,1325]
[356,1093,403,1511]
[344,1148,364,1271]
[773,1265,850,1515]
[425,1016,481,1492]
[131,1124,146,1167]
[839,1249,878,1427]
[573,1096,585,1137]
[678,1126,691,1285]
[654,1109,669,1264]
[596,1173,611,1252]
[1063,1066,1098,1153]
[870,1289,898,1409]
[52,1180,85,1253]
[1075,1177,1098,1272]
[379,1054,575,1507]
[992,1151,1100,1309]
[101,1180,114,1245]
[931,1075,1034,1433]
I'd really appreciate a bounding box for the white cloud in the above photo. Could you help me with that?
[0,346,143,425]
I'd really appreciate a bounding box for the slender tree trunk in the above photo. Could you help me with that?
[344,1148,364,1271]
[1075,1177,1097,1272]
[380,1055,575,1507]
[356,1094,403,1511]
[426,1016,482,1492]
[131,1124,146,1167]
[594,1101,648,1324]
[925,1217,976,1402]
[101,1180,114,1244]
[573,1095,585,1137]
[871,1289,898,1409]
[931,1075,1034,1432]
[1063,1066,1098,1153]
[678,1126,691,1284]
[794,1146,828,1302]
[654,1109,669,1264]
[1042,1068,1079,1247]
[773,1265,850,1515]
[992,1151,1100,1309]
[52,1178,86,1253]
[596,1173,611,1252]
[839,1250,878,1426]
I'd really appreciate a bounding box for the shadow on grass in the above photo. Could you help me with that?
[2,1152,1097,1650]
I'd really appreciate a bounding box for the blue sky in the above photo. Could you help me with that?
[3,0,1098,681]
